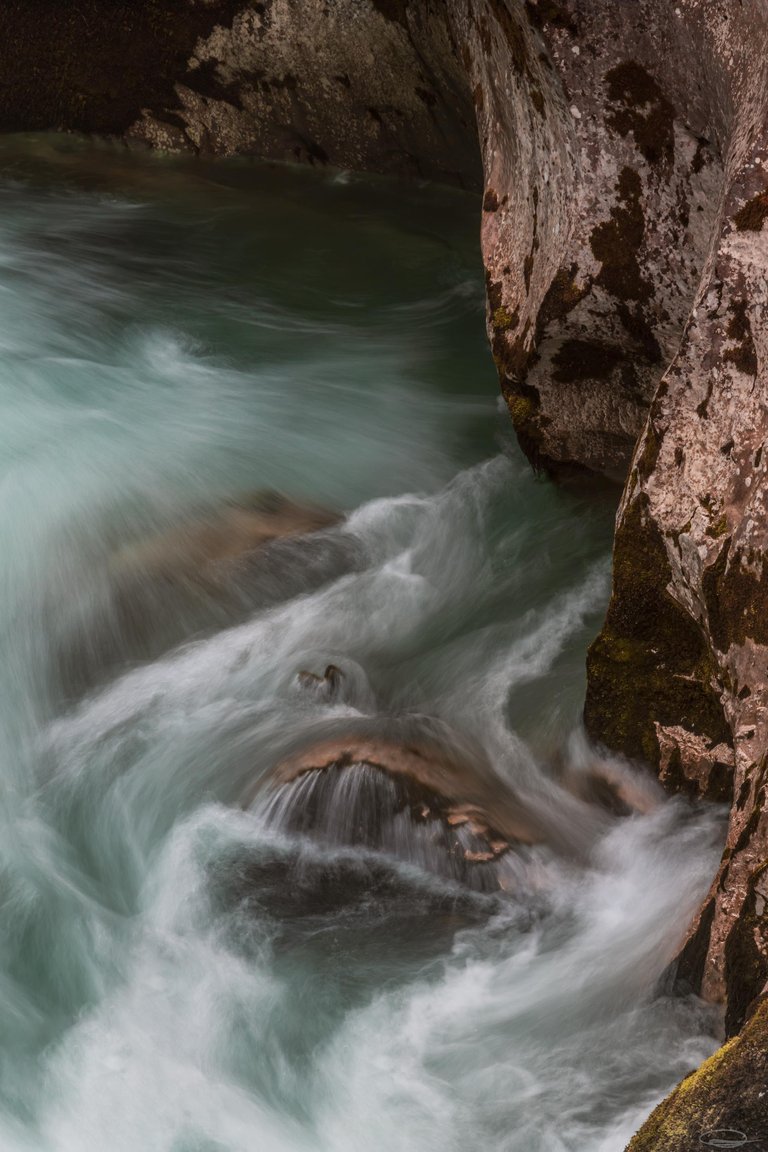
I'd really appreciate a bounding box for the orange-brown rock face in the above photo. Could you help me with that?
[579,4,768,1043]
[451,0,724,478]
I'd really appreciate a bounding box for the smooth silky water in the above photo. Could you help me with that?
[0,135,724,1152]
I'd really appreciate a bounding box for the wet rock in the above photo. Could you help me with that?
[247,721,658,893]
[581,0,768,1073]
[627,998,768,1152]
[296,664,344,703]
[253,732,536,893]
[54,493,350,696]
[109,492,339,590]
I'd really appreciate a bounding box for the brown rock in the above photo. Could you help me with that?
[268,734,539,848]
[55,493,344,696]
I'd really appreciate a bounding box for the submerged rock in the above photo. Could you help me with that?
[109,492,339,590]
[246,702,661,893]
[54,493,350,696]
[262,748,522,893]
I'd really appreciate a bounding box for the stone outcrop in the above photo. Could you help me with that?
[4,0,768,1143]
[626,997,768,1152]
[581,0,768,1040]
[0,0,481,188]
[250,719,659,889]
[453,0,723,478]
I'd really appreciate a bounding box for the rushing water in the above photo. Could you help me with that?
[0,135,724,1152]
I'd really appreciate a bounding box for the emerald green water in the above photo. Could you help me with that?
[0,136,722,1152]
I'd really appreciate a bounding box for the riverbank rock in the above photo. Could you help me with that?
[580,0,768,1060]
[0,0,481,189]
[451,0,725,479]
[626,998,768,1152]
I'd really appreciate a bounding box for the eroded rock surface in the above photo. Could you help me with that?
[453,0,723,476]
[582,0,768,1042]
[0,0,481,188]
[247,704,663,884]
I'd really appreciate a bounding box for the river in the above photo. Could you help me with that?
[0,135,724,1152]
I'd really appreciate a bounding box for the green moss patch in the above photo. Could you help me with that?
[628,999,768,1151]
[725,853,768,1035]
[585,493,732,775]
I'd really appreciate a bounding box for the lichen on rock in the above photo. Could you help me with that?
[626,998,768,1152]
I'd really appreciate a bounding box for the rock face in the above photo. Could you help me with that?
[4,0,768,1142]
[581,1,768,1039]
[0,0,481,188]
[258,733,527,892]
[626,997,768,1152]
[451,0,723,478]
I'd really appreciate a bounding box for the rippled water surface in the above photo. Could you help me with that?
[0,136,723,1152]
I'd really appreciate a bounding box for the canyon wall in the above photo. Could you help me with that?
[0,0,481,188]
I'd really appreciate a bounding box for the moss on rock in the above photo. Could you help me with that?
[627,999,768,1152]
[724,855,768,1036]
[552,338,624,382]
[734,190,768,232]
[590,167,653,303]
[585,493,732,771]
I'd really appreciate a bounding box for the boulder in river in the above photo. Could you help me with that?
[55,493,348,697]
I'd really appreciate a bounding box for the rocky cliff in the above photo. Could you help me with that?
[0,0,481,186]
[3,0,768,1145]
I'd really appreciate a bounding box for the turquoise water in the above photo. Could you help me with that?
[0,136,723,1152]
